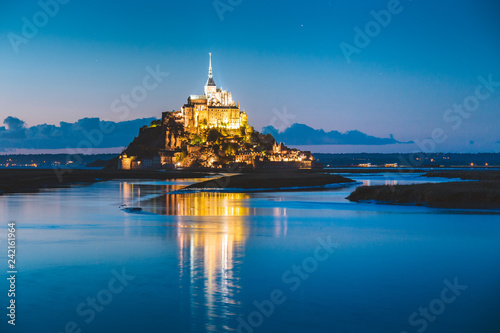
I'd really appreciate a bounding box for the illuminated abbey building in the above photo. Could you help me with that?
[118,54,315,169]
[179,53,248,133]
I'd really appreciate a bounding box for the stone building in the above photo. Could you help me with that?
[179,54,248,133]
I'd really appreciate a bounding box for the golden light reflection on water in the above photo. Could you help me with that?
[164,192,251,216]
[121,180,289,331]
[177,217,247,331]
[167,193,250,331]
[169,193,250,331]
[121,181,253,216]
[121,181,252,330]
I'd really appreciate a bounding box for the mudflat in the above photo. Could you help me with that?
[0,169,211,194]
[182,173,356,191]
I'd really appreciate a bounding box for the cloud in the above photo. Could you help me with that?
[3,116,26,130]
[1,116,27,139]
[0,116,156,151]
[262,123,407,145]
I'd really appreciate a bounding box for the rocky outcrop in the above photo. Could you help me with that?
[163,112,185,150]
[115,112,316,169]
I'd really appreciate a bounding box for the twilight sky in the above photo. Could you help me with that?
[1,0,500,152]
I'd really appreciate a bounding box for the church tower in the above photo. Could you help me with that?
[204,53,217,96]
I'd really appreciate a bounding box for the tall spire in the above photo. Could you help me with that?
[206,52,216,88]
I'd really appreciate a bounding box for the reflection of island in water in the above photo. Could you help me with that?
[169,192,251,332]
[125,183,246,331]
[163,191,251,331]
[122,181,288,331]
[121,181,289,218]
[121,180,255,216]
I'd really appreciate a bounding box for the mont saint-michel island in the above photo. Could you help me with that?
[116,54,317,171]
[2,2,500,331]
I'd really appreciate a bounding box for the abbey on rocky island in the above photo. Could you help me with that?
[118,54,315,170]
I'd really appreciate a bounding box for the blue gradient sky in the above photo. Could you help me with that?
[1,0,500,152]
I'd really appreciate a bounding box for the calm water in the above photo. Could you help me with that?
[1,174,499,333]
